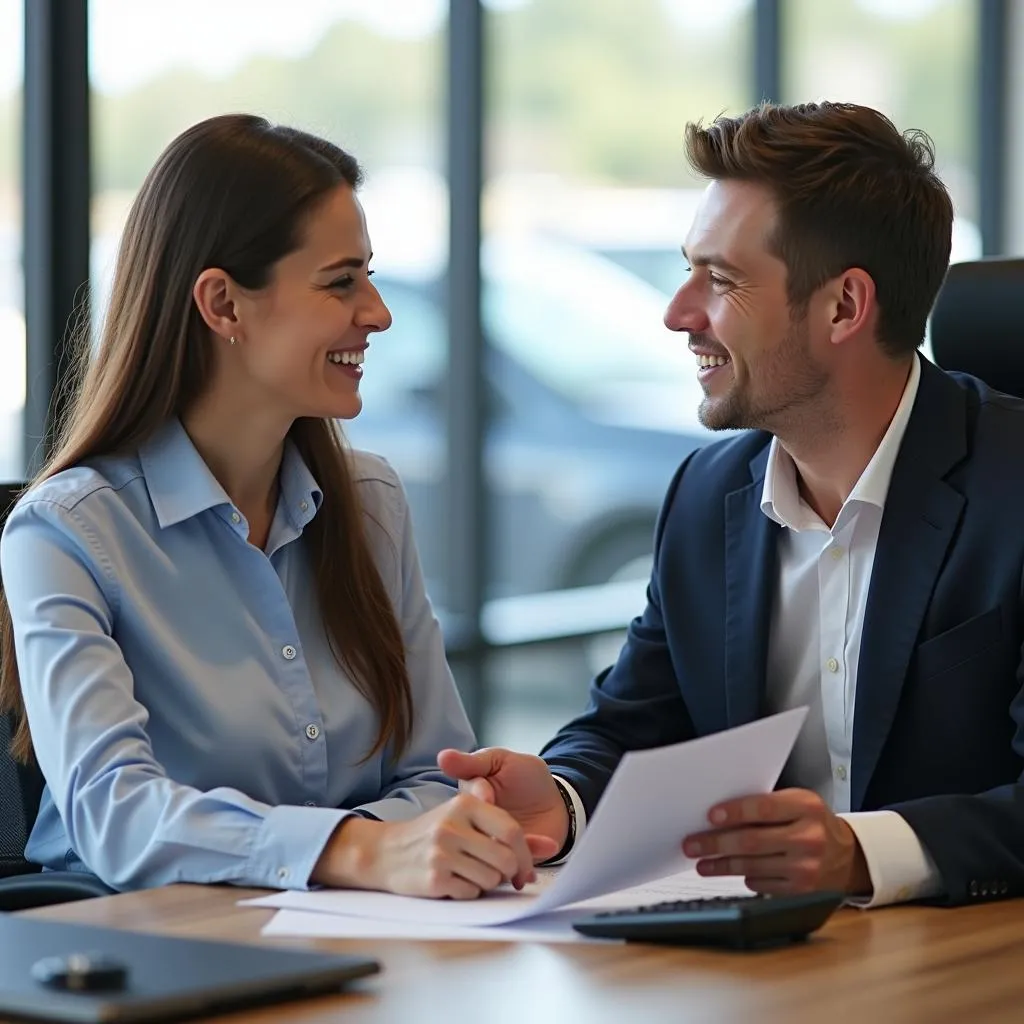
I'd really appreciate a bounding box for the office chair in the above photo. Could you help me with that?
[0,482,113,910]
[930,258,1024,399]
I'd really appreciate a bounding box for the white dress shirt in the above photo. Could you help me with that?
[557,355,942,907]
[760,353,940,907]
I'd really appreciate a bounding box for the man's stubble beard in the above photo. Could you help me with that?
[697,317,831,434]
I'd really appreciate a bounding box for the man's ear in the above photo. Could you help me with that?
[826,268,876,348]
[193,268,241,342]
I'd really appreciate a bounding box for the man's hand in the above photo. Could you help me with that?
[682,788,872,896]
[437,748,570,853]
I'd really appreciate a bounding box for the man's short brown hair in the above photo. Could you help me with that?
[684,102,953,357]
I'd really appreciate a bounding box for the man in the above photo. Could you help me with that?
[439,101,1024,907]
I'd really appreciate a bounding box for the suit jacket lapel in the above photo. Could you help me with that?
[724,445,779,728]
[851,361,968,810]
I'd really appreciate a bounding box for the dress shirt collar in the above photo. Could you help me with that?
[760,353,922,530]
[139,417,322,531]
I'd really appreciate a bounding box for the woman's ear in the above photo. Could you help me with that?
[193,269,240,341]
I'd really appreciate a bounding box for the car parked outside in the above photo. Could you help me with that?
[345,233,717,610]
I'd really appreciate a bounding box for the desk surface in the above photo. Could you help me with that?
[25,886,1024,1024]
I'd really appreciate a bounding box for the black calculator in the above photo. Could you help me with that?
[572,891,843,948]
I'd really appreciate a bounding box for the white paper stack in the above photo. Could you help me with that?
[242,708,808,943]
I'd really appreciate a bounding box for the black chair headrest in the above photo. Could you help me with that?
[930,258,1024,399]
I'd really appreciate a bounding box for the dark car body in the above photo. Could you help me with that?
[346,239,716,603]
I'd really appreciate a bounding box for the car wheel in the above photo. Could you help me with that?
[567,527,654,680]
[569,527,654,589]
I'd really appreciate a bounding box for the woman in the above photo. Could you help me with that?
[0,114,555,896]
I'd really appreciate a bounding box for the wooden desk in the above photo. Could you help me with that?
[25,886,1024,1023]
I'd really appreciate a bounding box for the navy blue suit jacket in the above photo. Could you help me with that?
[542,359,1024,906]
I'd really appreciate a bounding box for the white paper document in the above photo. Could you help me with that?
[260,868,754,942]
[243,708,807,928]
[262,908,596,943]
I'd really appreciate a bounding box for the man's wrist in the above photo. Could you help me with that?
[842,824,873,897]
[541,777,577,865]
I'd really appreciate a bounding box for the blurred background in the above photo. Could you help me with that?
[1,0,1021,750]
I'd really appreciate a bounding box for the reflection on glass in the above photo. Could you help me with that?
[0,0,24,480]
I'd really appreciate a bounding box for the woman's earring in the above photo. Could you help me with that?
[229,336,237,346]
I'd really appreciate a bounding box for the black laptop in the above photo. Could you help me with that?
[0,914,379,1022]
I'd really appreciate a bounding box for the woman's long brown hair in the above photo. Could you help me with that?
[0,114,412,763]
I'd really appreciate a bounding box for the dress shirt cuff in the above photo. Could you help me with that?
[838,810,944,909]
[545,776,588,865]
[248,804,354,890]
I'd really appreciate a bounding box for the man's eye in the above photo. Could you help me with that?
[708,272,731,289]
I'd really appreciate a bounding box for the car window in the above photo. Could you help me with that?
[370,240,708,434]
[480,239,706,431]
[482,279,691,397]
[596,247,688,298]
[482,240,692,382]
[361,280,445,410]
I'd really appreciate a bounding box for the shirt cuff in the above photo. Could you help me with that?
[547,776,588,865]
[839,810,944,908]
[247,804,354,890]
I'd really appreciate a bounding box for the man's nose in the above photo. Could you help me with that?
[664,279,709,334]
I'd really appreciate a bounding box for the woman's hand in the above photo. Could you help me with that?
[312,794,558,899]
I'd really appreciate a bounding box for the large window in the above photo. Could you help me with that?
[784,0,980,264]
[0,0,23,481]
[482,0,753,747]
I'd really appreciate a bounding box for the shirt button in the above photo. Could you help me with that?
[299,500,309,512]
[282,645,297,660]
[277,867,290,880]
[304,800,317,807]
[230,511,241,524]
[830,546,844,560]
[896,886,911,902]
[305,723,321,741]
[826,657,839,673]
[969,880,979,896]
[835,764,848,781]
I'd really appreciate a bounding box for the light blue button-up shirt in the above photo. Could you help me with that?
[0,418,474,891]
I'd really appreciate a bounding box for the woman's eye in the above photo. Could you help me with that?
[326,270,374,291]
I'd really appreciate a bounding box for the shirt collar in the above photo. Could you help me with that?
[277,436,323,532]
[139,418,322,531]
[760,353,922,531]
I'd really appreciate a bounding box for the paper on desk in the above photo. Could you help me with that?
[243,708,806,928]
[262,908,596,943]
[260,868,753,943]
